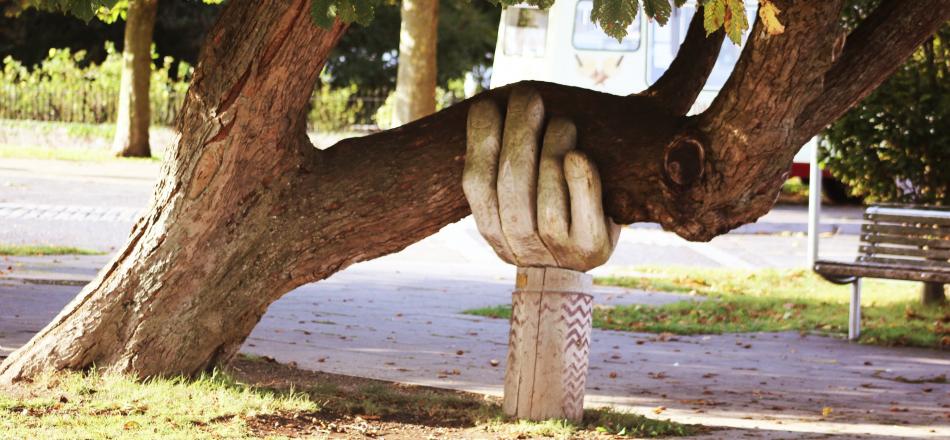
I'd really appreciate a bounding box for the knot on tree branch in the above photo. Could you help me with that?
[663,133,705,188]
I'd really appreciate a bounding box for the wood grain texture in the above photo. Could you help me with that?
[505,267,593,421]
[4,0,948,383]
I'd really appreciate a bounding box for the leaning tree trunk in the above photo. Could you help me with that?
[112,0,159,158]
[393,0,438,126]
[2,0,948,382]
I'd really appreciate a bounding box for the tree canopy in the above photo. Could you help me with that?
[22,0,786,44]
[822,23,950,204]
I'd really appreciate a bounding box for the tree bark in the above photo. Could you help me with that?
[112,0,159,158]
[2,0,948,382]
[393,0,438,126]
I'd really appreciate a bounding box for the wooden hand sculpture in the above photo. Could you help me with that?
[463,87,620,422]
[463,87,620,272]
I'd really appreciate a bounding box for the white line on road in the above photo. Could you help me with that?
[0,203,140,223]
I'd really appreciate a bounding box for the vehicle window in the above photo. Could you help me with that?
[647,4,754,89]
[572,0,640,51]
[503,7,549,57]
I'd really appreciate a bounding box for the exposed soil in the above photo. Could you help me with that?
[228,356,701,439]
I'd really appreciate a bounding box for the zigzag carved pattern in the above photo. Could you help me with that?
[507,292,530,370]
[560,293,592,420]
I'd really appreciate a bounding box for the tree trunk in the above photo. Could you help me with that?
[922,283,946,306]
[2,0,948,383]
[112,0,158,158]
[393,0,438,126]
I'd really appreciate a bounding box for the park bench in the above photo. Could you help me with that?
[813,204,950,340]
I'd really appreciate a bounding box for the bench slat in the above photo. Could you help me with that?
[857,256,950,269]
[862,223,950,239]
[865,206,950,225]
[865,213,950,227]
[861,234,950,249]
[815,260,950,283]
[860,244,950,260]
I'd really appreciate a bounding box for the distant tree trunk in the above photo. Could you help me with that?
[922,283,946,306]
[1,0,947,383]
[393,0,438,126]
[112,0,158,158]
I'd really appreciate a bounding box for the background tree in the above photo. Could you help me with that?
[0,0,219,68]
[325,0,498,91]
[111,0,159,157]
[822,24,949,206]
[1,0,947,383]
[392,0,438,126]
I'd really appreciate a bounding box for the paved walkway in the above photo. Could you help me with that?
[2,158,946,438]
[1,219,948,439]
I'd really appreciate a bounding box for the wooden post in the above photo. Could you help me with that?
[504,267,593,422]
[922,282,946,306]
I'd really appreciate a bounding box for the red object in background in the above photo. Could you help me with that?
[789,162,832,180]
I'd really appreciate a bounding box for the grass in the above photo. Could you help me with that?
[0,357,699,439]
[306,379,694,437]
[466,266,949,349]
[0,369,316,439]
[0,143,160,162]
[0,119,116,140]
[0,244,104,256]
[486,408,696,438]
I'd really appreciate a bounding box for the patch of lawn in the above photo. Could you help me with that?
[487,408,697,438]
[0,143,161,162]
[466,267,949,348]
[0,244,104,256]
[0,369,316,439]
[0,119,116,140]
[1,356,700,439]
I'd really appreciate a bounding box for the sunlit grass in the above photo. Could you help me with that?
[0,369,316,439]
[0,244,103,256]
[467,266,949,348]
[0,358,699,439]
[484,407,697,438]
[0,143,161,162]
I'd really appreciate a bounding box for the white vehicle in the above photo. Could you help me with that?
[490,1,842,198]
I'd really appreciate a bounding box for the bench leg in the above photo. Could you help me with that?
[848,278,862,341]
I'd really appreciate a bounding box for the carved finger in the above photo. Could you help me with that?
[564,150,615,269]
[537,117,582,268]
[463,99,516,264]
[497,87,558,266]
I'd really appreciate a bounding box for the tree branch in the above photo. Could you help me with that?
[796,0,950,137]
[639,7,725,115]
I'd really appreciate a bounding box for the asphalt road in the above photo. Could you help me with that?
[2,158,948,438]
[0,157,864,268]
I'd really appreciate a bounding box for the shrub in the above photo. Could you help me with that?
[0,43,189,125]
[821,25,950,205]
[1,44,385,132]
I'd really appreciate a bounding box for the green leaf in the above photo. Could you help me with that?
[724,0,748,44]
[703,0,726,35]
[310,0,335,28]
[643,0,672,26]
[591,0,639,41]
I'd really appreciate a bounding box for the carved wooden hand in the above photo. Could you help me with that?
[463,87,620,272]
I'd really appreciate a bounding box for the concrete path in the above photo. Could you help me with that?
[2,158,947,438]
[1,220,948,438]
